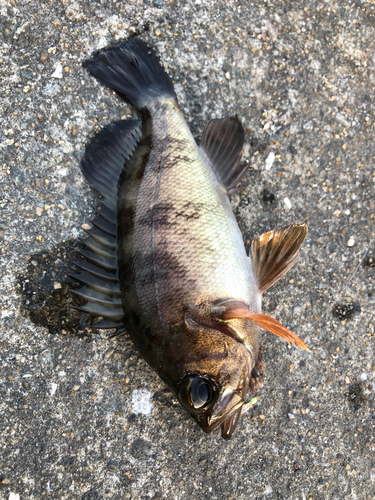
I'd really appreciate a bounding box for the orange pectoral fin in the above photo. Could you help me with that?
[222,307,309,351]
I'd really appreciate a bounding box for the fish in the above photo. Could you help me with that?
[70,37,308,440]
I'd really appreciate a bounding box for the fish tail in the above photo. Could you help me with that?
[83,37,177,110]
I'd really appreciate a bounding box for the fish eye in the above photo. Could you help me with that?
[178,376,216,413]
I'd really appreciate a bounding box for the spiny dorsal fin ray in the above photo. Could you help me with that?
[79,237,116,260]
[251,222,308,293]
[199,116,248,194]
[74,259,118,281]
[84,226,117,250]
[91,319,125,330]
[71,287,122,307]
[90,216,117,237]
[70,271,120,296]
[97,205,117,225]
[73,303,124,321]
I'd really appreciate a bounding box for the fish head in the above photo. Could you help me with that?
[168,319,255,440]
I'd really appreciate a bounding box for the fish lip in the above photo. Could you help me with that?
[220,406,243,440]
[197,393,244,437]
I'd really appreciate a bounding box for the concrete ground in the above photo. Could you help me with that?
[1,0,374,498]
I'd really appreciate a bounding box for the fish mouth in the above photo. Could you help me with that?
[194,391,244,439]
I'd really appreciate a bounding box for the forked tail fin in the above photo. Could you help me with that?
[83,37,177,110]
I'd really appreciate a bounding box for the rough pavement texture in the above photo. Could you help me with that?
[1,0,375,499]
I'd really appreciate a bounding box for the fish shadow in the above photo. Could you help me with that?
[16,239,87,335]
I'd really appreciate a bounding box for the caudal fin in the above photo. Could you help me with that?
[83,37,176,110]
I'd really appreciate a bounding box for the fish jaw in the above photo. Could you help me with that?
[191,388,245,439]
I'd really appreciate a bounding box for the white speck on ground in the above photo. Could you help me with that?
[284,197,292,209]
[51,64,63,79]
[131,389,154,415]
[264,486,273,495]
[265,151,275,170]
[347,237,355,247]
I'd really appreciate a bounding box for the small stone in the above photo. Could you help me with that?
[345,376,350,384]
[72,385,80,391]
[0,478,10,484]
[259,414,265,420]
[14,22,30,40]
[335,113,351,128]
[81,223,91,230]
[284,197,292,209]
[222,62,232,73]
[225,71,230,80]
[51,64,63,79]
[347,237,355,247]
[71,127,78,137]
[35,207,43,216]
[265,152,275,170]
[155,28,162,37]
[52,19,61,27]
[54,282,62,290]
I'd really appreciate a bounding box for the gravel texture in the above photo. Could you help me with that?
[1,0,375,499]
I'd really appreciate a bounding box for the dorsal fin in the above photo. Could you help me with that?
[72,119,142,335]
[250,222,308,293]
[199,116,248,194]
[81,119,141,199]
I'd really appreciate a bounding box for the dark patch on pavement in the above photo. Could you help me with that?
[332,301,361,320]
[346,381,366,410]
[17,240,84,334]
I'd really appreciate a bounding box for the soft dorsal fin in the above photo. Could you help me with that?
[199,116,248,194]
[81,119,141,208]
[251,222,308,293]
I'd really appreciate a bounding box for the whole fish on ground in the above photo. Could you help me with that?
[71,37,308,439]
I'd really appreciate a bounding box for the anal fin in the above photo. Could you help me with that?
[199,116,249,195]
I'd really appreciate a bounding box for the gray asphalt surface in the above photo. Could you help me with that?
[1,0,374,499]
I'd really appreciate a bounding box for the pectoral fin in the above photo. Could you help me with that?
[214,299,309,351]
[223,307,309,351]
[251,222,308,293]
